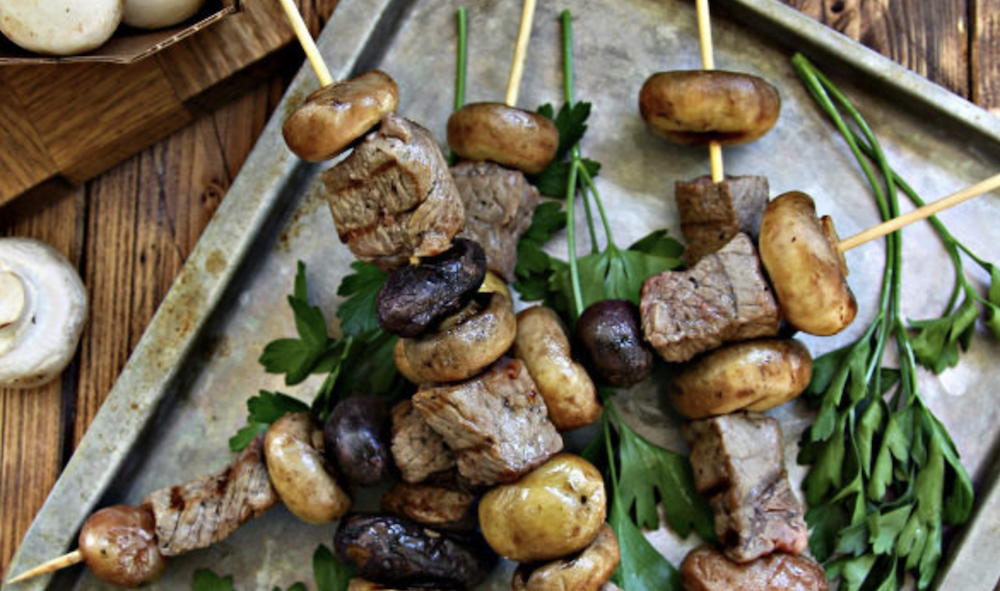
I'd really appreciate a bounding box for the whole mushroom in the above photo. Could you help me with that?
[0,238,88,389]
[123,0,207,29]
[0,0,124,55]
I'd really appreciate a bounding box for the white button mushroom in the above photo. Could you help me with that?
[0,0,124,56]
[123,0,207,30]
[0,238,87,389]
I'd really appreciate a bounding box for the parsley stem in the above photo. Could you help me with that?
[454,7,467,113]
[577,156,617,248]
[560,9,585,317]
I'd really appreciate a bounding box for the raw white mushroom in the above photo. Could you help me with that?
[123,0,207,29]
[0,0,125,56]
[0,238,88,389]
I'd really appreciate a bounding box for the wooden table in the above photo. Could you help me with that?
[1,0,997,584]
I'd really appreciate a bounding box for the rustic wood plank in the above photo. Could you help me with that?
[971,0,1000,114]
[780,0,970,98]
[0,182,86,581]
[0,72,58,207]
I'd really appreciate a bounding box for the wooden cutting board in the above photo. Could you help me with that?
[0,0,327,208]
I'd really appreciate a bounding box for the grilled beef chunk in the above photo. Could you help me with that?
[452,161,540,282]
[641,233,780,363]
[335,513,497,590]
[676,175,769,265]
[390,399,457,483]
[680,545,827,591]
[682,413,808,563]
[142,436,278,556]
[377,238,487,337]
[324,114,465,270]
[413,357,563,485]
[380,480,478,532]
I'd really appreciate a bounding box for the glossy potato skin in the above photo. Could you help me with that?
[78,505,166,588]
[670,339,813,419]
[759,191,857,336]
[401,292,516,383]
[447,103,559,174]
[514,306,601,430]
[512,524,620,591]
[265,413,351,524]
[282,70,398,162]
[639,71,780,146]
[479,453,606,563]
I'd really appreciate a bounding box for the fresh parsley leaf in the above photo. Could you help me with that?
[609,494,683,591]
[192,570,234,591]
[514,202,569,308]
[313,544,354,591]
[336,262,387,338]
[550,244,681,311]
[537,101,592,159]
[628,229,685,260]
[909,296,978,373]
[523,201,567,243]
[614,412,714,540]
[530,158,601,198]
[229,391,310,451]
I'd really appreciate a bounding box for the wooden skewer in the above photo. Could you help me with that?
[505,0,538,107]
[276,0,334,87]
[838,171,1000,251]
[6,550,83,584]
[695,0,724,183]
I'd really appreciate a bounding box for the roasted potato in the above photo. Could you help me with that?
[639,71,780,146]
[265,413,351,524]
[512,524,620,591]
[479,453,606,562]
[759,191,857,336]
[447,102,559,174]
[514,306,601,430]
[401,292,516,383]
[670,339,813,419]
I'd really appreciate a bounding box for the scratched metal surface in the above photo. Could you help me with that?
[5,0,1000,589]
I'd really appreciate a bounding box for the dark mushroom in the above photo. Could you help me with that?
[576,300,654,388]
[376,238,487,338]
[324,396,393,488]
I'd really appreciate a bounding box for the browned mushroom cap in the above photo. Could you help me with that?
[78,505,166,588]
[759,191,857,336]
[639,70,780,146]
[447,102,559,174]
[512,524,620,591]
[282,70,399,162]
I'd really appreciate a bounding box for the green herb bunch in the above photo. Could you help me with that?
[792,54,988,591]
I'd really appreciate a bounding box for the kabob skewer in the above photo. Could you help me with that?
[695,0,724,183]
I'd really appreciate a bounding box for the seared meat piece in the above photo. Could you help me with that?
[142,436,278,556]
[390,399,457,483]
[641,233,779,363]
[680,545,827,591]
[380,480,477,532]
[413,357,563,485]
[324,114,465,270]
[452,161,540,282]
[682,413,808,563]
[676,175,769,265]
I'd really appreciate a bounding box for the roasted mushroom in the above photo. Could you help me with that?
[447,103,559,174]
[576,299,654,388]
[376,238,487,338]
[758,191,857,336]
[639,71,780,146]
[324,396,393,487]
[512,524,620,591]
[78,505,166,588]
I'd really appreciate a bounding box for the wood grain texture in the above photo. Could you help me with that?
[972,0,1000,114]
[0,72,57,200]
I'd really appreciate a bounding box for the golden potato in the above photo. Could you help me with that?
[759,191,857,336]
[479,453,606,562]
[514,306,601,430]
[447,103,559,175]
[512,524,620,591]
[264,413,351,524]
[670,339,813,419]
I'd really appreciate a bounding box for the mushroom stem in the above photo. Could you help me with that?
[504,0,538,107]
[694,0,724,183]
[6,550,83,584]
[276,0,333,86]
[0,271,25,330]
[838,170,1000,251]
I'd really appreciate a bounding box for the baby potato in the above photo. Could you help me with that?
[670,339,813,419]
[759,191,857,336]
[514,306,602,430]
[479,453,606,563]
[265,413,351,524]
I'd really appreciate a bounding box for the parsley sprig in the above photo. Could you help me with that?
[792,54,978,590]
[192,544,353,591]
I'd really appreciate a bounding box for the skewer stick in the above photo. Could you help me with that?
[505,0,538,107]
[6,550,83,584]
[839,171,1000,251]
[695,0,724,183]
[276,0,333,87]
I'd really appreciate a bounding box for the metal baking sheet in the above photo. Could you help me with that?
[6,0,1000,589]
